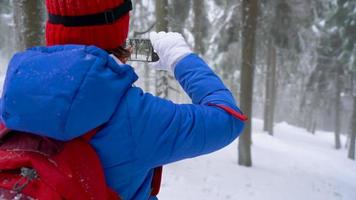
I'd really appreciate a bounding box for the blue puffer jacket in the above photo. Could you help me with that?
[0,45,245,200]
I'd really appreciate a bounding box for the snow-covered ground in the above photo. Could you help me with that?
[159,119,356,200]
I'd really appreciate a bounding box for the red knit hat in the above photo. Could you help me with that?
[45,0,131,50]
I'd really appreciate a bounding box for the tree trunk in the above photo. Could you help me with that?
[298,74,307,128]
[348,71,356,159]
[263,39,277,135]
[334,66,342,149]
[193,0,207,55]
[169,0,192,102]
[13,0,44,50]
[144,63,150,92]
[134,1,152,93]
[311,121,317,135]
[0,0,15,59]
[238,0,259,167]
[268,46,277,135]
[170,0,191,33]
[263,53,271,132]
[307,93,319,134]
[155,0,170,98]
[348,96,356,160]
[155,0,168,47]
[229,76,239,102]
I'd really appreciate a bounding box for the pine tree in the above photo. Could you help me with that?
[317,0,356,150]
[263,0,297,135]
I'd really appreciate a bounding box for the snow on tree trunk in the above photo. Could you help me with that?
[238,0,259,167]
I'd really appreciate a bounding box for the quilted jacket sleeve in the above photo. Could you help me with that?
[124,54,246,168]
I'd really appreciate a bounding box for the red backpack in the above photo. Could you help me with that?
[0,124,162,200]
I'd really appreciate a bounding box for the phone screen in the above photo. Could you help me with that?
[125,39,159,62]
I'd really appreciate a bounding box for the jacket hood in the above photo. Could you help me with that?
[1,45,137,140]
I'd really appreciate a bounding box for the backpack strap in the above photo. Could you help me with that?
[83,127,164,197]
[0,187,33,200]
[82,127,164,197]
[0,123,11,139]
[0,123,102,143]
[150,166,163,196]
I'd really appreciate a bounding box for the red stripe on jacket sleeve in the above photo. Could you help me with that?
[208,104,248,121]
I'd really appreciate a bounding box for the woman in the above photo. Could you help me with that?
[0,0,246,199]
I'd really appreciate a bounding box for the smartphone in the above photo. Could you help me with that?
[125,38,159,62]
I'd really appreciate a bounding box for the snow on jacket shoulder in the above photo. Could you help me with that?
[0,45,245,200]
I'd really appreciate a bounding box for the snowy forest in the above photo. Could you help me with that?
[0,0,355,199]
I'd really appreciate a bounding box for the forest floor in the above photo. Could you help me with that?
[158,119,356,200]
